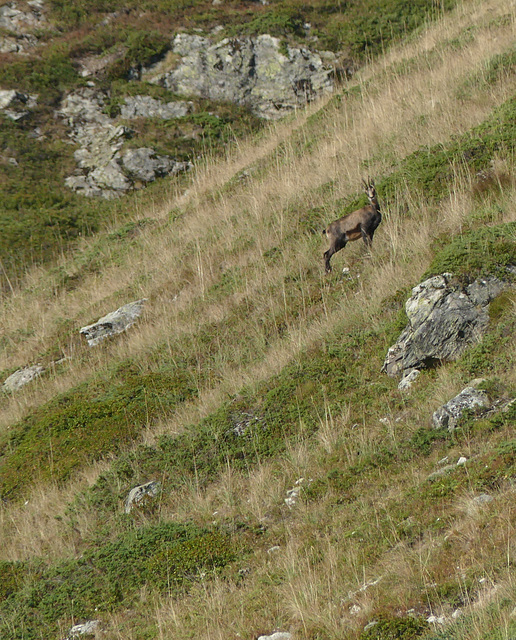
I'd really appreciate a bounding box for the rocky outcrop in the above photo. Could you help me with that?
[433,383,490,431]
[80,299,146,346]
[124,481,161,514]
[383,273,509,377]
[145,33,335,119]
[59,89,191,198]
[120,95,193,119]
[3,365,44,392]
[0,1,47,54]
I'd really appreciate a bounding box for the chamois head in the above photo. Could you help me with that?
[362,178,376,203]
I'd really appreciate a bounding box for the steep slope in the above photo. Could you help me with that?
[0,0,515,638]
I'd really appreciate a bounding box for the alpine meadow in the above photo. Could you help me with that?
[0,0,516,639]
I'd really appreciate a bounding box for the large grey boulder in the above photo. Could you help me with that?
[124,481,161,514]
[80,299,146,346]
[383,274,508,377]
[433,385,490,431]
[145,33,335,119]
[3,365,44,392]
[120,95,193,119]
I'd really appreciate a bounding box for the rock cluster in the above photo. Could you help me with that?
[383,273,508,378]
[145,33,335,119]
[59,89,191,198]
[0,0,47,54]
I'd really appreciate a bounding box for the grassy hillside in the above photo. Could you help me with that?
[0,0,455,286]
[0,0,515,638]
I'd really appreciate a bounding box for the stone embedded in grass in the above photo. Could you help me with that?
[124,480,161,514]
[65,619,100,638]
[3,365,44,392]
[398,368,420,390]
[432,385,490,431]
[80,299,146,346]
[382,273,509,377]
[0,89,37,121]
[257,633,292,640]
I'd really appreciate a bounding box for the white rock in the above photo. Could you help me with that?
[3,365,44,392]
[433,386,490,431]
[120,95,192,119]
[398,368,420,390]
[124,481,161,514]
[66,619,100,638]
[457,456,467,466]
[257,633,291,640]
[80,299,146,346]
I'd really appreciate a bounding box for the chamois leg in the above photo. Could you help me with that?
[324,247,335,273]
[361,226,373,248]
[324,237,347,273]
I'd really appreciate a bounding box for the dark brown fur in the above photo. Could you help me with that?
[323,179,381,273]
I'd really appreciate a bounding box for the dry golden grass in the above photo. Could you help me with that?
[0,0,515,637]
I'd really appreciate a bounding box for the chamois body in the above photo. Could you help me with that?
[323,180,381,273]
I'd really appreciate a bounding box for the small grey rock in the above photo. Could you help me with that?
[433,386,490,431]
[125,481,161,514]
[66,619,100,638]
[383,273,510,378]
[3,365,44,392]
[80,299,146,346]
[120,95,192,119]
[257,633,292,640]
[398,368,420,390]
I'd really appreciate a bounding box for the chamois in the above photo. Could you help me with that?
[323,179,381,273]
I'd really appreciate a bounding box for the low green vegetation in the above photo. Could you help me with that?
[0,364,198,500]
[0,521,241,640]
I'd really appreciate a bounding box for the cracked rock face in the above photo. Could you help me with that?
[145,33,335,119]
[382,273,509,377]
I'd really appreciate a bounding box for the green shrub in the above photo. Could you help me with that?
[0,522,237,639]
[360,614,428,640]
[0,365,198,501]
[424,223,516,282]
